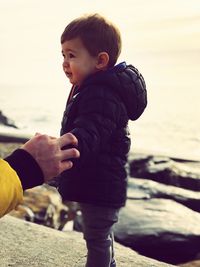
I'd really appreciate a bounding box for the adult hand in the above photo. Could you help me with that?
[21,132,80,181]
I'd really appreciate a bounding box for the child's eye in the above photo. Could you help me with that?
[69,53,75,58]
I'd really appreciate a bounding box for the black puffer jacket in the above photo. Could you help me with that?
[58,62,147,208]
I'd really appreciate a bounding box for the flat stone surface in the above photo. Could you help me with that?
[114,198,200,264]
[0,215,175,267]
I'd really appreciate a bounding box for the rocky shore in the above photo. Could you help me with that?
[1,136,200,266]
[0,215,175,267]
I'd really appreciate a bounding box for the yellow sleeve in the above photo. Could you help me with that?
[0,159,23,218]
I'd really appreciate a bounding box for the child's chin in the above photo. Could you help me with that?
[68,79,74,84]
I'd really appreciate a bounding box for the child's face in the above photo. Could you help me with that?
[62,37,98,86]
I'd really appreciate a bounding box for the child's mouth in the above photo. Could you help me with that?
[65,72,72,78]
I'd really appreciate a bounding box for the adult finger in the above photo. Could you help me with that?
[59,133,78,147]
[60,148,80,161]
[60,160,73,172]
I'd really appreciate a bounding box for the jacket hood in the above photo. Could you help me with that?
[81,62,147,121]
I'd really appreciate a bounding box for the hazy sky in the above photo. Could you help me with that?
[0,0,199,87]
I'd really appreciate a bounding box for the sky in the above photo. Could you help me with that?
[0,0,199,87]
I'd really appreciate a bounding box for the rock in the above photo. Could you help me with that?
[114,198,200,265]
[0,215,175,267]
[0,110,18,128]
[128,178,200,213]
[9,184,70,230]
[179,260,200,267]
[73,195,200,264]
[129,154,200,191]
[0,142,22,158]
[0,132,30,143]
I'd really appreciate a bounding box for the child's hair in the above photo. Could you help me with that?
[61,14,121,67]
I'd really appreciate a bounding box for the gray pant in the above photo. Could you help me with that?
[79,203,119,267]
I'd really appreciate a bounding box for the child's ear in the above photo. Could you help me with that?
[96,52,109,70]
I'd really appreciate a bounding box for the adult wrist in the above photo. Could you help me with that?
[5,149,44,190]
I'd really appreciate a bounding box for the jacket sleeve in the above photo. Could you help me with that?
[5,149,44,190]
[0,149,44,218]
[70,88,119,165]
[0,159,23,218]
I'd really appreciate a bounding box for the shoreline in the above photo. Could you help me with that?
[132,147,200,163]
[0,131,199,165]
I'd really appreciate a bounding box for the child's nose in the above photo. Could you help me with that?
[63,58,69,67]
[62,62,68,72]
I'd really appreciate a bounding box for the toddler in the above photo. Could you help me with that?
[58,13,147,267]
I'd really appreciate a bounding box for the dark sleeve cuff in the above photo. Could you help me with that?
[5,149,44,190]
